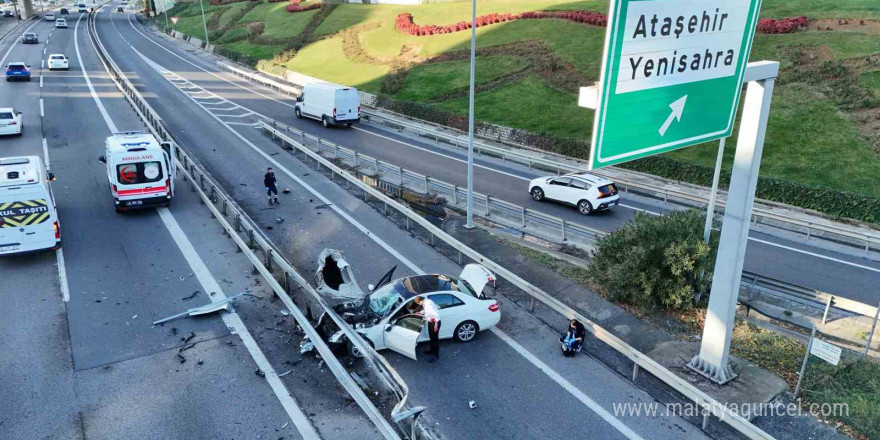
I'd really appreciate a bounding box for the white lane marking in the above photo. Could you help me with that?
[157,208,321,440]
[42,137,50,167]
[56,248,71,302]
[123,13,296,108]
[137,50,650,439]
[74,13,118,132]
[39,98,44,117]
[40,75,43,87]
[43,46,46,55]
[748,237,880,274]
[491,328,644,440]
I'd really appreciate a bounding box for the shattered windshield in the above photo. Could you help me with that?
[368,275,473,316]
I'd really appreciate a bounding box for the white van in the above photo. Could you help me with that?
[98,131,175,212]
[0,156,61,255]
[294,82,360,128]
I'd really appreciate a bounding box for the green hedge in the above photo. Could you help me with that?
[371,95,879,224]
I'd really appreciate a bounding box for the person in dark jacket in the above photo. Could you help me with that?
[264,167,279,205]
[560,319,586,357]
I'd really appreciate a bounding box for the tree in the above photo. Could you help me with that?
[586,209,717,310]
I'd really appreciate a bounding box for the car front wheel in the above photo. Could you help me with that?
[348,337,374,358]
[454,321,479,343]
[578,200,593,215]
[530,187,544,201]
[294,108,302,119]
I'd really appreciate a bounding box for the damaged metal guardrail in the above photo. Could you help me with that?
[217,62,879,255]
[89,11,425,440]
[259,120,778,439]
[742,271,878,319]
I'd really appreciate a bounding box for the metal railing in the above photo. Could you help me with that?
[259,120,777,439]
[89,11,423,440]
[742,271,878,319]
[266,120,604,244]
[215,62,879,255]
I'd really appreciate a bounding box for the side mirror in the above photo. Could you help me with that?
[296,96,303,102]
[26,65,30,68]
[47,172,56,181]
[385,324,393,332]
[98,155,106,163]
[16,111,22,115]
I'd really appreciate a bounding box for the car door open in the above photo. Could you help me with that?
[383,314,424,360]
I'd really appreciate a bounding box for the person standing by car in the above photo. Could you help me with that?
[264,167,279,205]
[414,295,441,363]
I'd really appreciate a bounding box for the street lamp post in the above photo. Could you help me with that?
[464,0,477,229]
[198,0,210,46]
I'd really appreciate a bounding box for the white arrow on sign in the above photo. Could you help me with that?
[658,95,688,137]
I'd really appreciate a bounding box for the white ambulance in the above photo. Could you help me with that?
[99,132,175,212]
[0,156,61,255]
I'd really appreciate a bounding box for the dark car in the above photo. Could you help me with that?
[5,63,32,81]
[116,6,123,12]
[21,33,38,44]
[60,8,69,15]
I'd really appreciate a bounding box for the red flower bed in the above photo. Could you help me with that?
[395,10,607,36]
[286,0,321,12]
[756,16,808,34]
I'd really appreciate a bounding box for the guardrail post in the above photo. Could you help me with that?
[485,195,491,216]
[429,233,434,247]
[248,228,255,249]
[521,207,526,227]
[353,151,359,169]
[398,167,404,186]
[458,251,462,266]
[529,296,535,313]
[561,220,567,241]
[221,199,228,216]
[265,248,273,272]
[373,158,379,175]
[334,145,339,159]
[701,409,709,431]
[406,217,410,231]
[234,214,242,233]
[452,184,458,204]
[822,296,833,325]
[423,175,429,194]
[632,364,639,381]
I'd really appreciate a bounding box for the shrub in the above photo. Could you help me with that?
[586,209,717,310]
[395,10,606,36]
[757,16,808,34]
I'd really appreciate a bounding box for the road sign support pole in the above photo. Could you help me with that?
[703,138,726,243]
[862,301,880,359]
[463,0,477,230]
[198,0,210,47]
[793,327,816,399]
[688,66,778,385]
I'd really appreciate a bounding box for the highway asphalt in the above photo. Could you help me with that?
[0,9,381,440]
[113,13,878,307]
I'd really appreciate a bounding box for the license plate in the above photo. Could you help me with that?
[0,244,20,252]
[125,200,143,206]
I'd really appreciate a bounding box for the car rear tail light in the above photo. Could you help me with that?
[357,106,361,115]
[53,221,60,239]
[8,121,16,125]
[332,108,337,117]
[488,302,500,312]
[112,184,117,194]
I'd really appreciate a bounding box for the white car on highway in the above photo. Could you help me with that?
[55,18,67,28]
[47,54,69,70]
[0,108,23,136]
[44,13,55,21]
[529,172,620,215]
[311,249,500,359]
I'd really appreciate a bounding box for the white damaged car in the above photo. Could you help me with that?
[308,249,501,360]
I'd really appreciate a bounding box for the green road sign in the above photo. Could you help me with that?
[588,0,763,170]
